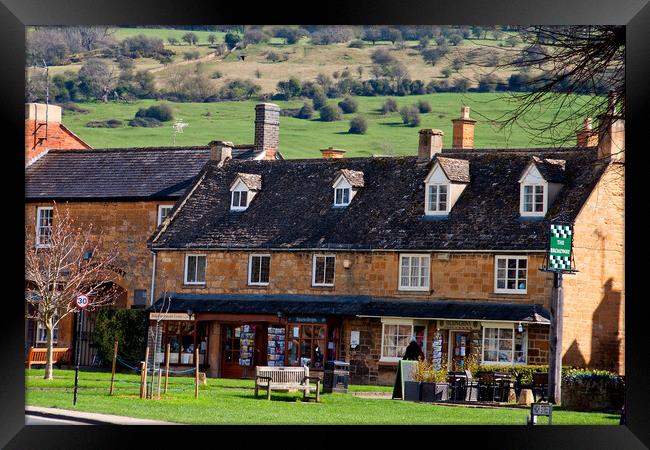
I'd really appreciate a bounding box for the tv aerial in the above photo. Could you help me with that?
[172,118,188,145]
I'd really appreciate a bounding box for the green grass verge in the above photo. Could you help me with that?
[61,93,591,158]
[26,369,619,425]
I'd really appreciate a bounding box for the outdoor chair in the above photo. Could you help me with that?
[493,372,512,402]
[478,371,499,402]
[464,369,479,402]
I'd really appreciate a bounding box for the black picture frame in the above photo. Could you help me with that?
[2,0,648,447]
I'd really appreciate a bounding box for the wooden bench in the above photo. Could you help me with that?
[255,366,321,402]
[26,346,72,369]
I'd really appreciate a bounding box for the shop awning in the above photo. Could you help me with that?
[150,293,550,324]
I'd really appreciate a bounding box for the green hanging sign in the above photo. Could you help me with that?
[548,224,574,271]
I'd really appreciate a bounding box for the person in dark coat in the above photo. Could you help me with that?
[403,339,424,361]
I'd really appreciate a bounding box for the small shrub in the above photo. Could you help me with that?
[382,98,399,114]
[183,51,200,61]
[417,100,432,113]
[85,119,123,128]
[320,103,342,122]
[297,103,314,119]
[135,103,174,122]
[399,105,420,127]
[348,116,368,134]
[211,70,223,79]
[348,39,366,49]
[128,117,162,127]
[338,96,358,114]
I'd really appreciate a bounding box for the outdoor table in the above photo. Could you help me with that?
[447,372,467,402]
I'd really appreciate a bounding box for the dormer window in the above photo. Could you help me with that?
[427,184,448,212]
[424,157,469,216]
[332,169,364,207]
[230,173,261,211]
[519,157,565,218]
[334,186,351,206]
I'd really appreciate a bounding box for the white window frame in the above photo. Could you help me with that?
[312,254,335,287]
[494,255,528,294]
[184,254,207,285]
[334,186,351,206]
[520,183,547,216]
[157,205,174,226]
[35,206,54,248]
[248,254,271,286]
[379,318,428,362]
[231,189,249,211]
[425,183,450,214]
[36,315,59,344]
[481,323,528,365]
[398,254,431,292]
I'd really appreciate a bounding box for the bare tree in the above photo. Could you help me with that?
[25,204,121,380]
[471,26,624,148]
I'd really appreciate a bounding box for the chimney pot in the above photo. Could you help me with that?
[576,117,598,147]
[254,103,280,156]
[451,106,476,149]
[320,147,346,159]
[418,129,443,161]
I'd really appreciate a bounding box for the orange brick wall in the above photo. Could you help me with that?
[153,250,553,307]
[26,200,172,307]
[563,162,625,373]
[25,120,90,164]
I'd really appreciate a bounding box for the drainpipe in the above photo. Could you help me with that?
[149,251,157,307]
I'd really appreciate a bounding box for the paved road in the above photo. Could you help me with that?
[26,414,90,425]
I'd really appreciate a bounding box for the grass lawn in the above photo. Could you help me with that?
[61,93,591,159]
[25,369,619,425]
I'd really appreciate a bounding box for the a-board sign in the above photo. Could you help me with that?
[548,224,574,271]
[391,360,419,400]
[75,294,89,309]
[530,403,553,425]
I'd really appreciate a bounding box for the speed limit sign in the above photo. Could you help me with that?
[75,294,89,309]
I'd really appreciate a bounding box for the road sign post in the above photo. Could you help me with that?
[73,294,89,406]
[540,224,577,406]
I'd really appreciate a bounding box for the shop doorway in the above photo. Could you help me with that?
[449,331,470,371]
[221,323,269,379]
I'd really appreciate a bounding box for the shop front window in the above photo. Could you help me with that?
[482,325,527,365]
[381,323,413,361]
[288,324,326,369]
[160,320,207,365]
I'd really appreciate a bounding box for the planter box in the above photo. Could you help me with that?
[421,382,449,402]
[403,381,421,401]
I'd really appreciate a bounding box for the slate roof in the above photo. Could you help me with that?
[151,293,550,324]
[530,156,566,183]
[150,147,603,251]
[25,146,264,201]
[338,169,365,188]
[436,156,470,183]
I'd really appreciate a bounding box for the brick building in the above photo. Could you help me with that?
[24,102,283,364]
[147,107,624,384]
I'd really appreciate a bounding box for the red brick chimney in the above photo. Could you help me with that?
[254,103,280,157]
[597,93,625,162]
[576,117,598,147]
[25,103,90,165]
[451,106,476,149]
[320,147,346,159]
[418,129,443,161]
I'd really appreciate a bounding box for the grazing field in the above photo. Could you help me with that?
[61,93,591,158]
[25,369,619,425]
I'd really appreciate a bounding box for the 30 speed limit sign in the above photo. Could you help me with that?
[75,294,89,309]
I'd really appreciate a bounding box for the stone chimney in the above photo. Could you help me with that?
[451,106,476,149]
[597,93,625,162]
[576,117,598,147]
[320,147,346,159]
[209,140,233,163]
[418,129,443,161]
[254,103,280,156]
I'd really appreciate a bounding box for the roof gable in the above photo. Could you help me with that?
[231,173,262,191]
[435,156,470,183]
[519,156,566,184]
[335,169,365,188]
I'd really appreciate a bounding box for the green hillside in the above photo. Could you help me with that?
[62,93,590,159]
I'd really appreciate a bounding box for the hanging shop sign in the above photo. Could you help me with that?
[150,312,194,321]
[437,320,480,331]
[546,223,576,272]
